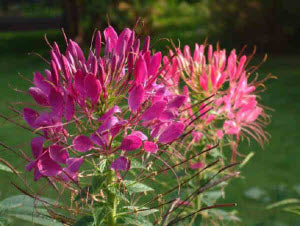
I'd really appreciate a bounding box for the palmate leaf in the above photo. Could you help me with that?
[123,180,153,194]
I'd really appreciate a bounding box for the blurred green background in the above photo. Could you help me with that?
[0,0,299,225]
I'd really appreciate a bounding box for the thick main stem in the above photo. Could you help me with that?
[107,170,118,226]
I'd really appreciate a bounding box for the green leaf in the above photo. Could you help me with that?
[122,206,158,216]
[266,199,300,209]
[73,216,94,226]
[93,206,109,226]
[130,159,147,170]
[0,195,57,210]
[123,180,153,194]
[8,213,63,226]
[0,162,13,173]
[91,174,106,192]
[107,186,129,203]
[0,216,8,226]
[283,206,300,215]
[98,159,108,173]
[239,152,255,168]
[202,190,223,206]
[0,195,63,226]
[120,215,153,226]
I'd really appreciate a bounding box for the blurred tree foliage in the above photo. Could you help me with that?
[1,0,298,53]
[208,0,300,53]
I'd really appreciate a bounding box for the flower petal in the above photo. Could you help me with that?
[31,137,44,159]
[120,135,142,151]
[29,87,49,106]
[49,88,64,116]
[23,108,39,128]
[84,74,101,105]
[73,135,93,152]
[131,131,148,141]
[158,122,185,144]
[134,56,147,85]
[49,145,69,164]
[190,162,205,170]
[141,100,166,121]
[144,141,158,153]
[64,95,75,121]
[104,26,118,52]
[111,156,130,171]
[37,153,62,177]
[66,157,84,172]
[167,95,187,109]
[128,84,144,112]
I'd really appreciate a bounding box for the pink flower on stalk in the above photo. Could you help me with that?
[165,43,268,146]
[23,25,187,182]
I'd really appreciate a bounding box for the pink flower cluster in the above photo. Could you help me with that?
[163,44,267,145]
[23,26,187,181]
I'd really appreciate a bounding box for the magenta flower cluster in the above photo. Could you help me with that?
[23,26,188,181]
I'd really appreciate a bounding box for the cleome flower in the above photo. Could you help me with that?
[163,43,270,161]
[23,25,188,181]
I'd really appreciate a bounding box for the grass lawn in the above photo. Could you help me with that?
[0,30,299,225]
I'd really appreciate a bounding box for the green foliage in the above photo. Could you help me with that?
[0,195,63,226]
[267,199,300,216]
[123,180,154,194]
[0,163,12,173]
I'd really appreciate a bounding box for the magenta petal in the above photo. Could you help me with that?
[148,52,162,76]
[49,88,64,115]
[34,168,42,181]
[37,153,61,177]
[49,145,69,164]
[159,110,175,121]
[29,87,49,106]
[23,108,39,128]
[90,133,105,148]
[74,71,85,97]
[26,161,36,171]
[31,137,44,158]
[97,116,119,133]
[33,72,51,95]
[134,56,147,85]
[144,141,158,153]
[120,135,142,151]
[158,122,185,144]
[111,157,130,171]
[64,95,75,121]
[98,106,121,121]
[131,131,148,141]
[95,30,102,58]
[104,26,118,52]
[116,28,132,56]
[190,162,205,170]
[167,95,187,109]
[73,135,93,152]
[128,84,144,112]
[66,157,84,172]
[84,74,101,105]
[141,100,166,121]
[61,168,76,181]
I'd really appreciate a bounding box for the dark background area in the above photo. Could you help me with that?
[0,1,299,225]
